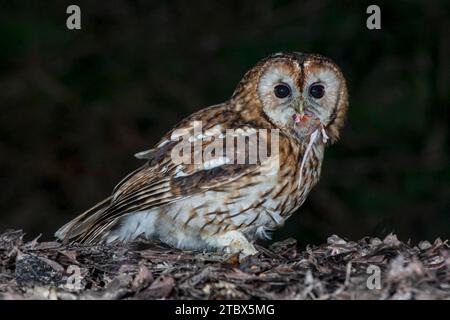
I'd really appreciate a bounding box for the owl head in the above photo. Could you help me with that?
[232,52,348,144]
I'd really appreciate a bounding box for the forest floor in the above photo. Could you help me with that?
[0,229,449,300]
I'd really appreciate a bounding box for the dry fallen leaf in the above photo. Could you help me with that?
[137,276,175,299]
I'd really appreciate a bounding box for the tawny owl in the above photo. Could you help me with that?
[56,52,348,259]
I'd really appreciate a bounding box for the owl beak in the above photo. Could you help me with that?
[293,101,309,123]
[297,100,305,116]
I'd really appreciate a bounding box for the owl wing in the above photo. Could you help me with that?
[56,104,272,243]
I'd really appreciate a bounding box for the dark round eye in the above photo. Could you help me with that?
[309,84,325,99]
[274,83,291,99]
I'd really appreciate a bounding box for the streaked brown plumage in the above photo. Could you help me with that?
[56,52,348,259]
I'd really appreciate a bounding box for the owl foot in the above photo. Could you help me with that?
[206,230,258,262]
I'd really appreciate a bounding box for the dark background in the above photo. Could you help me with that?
[0,0,449,244]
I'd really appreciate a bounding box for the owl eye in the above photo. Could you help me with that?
[274,83,291,99]
[309,84,325,99]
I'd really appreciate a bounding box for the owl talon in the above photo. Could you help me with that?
[205,230,258,262]
[223,245,258,262]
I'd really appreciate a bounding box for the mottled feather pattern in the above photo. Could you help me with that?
[56,52,348,259]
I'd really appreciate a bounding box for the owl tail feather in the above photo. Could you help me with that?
[54,196,113,243]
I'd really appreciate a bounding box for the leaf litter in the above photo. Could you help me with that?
[0,230,449,300]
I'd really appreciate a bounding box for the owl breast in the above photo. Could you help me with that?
[270,135,325,220]
[108,135,324,250]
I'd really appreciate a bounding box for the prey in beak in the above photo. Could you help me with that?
[292,100,329,144]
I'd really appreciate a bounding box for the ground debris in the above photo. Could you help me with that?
[0,230,449,300]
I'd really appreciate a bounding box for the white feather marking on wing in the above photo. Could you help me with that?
[174,165,189,178]
[187,134,203,142]
[157,139,170,148]
[160,165,168,173]
[204,125,222,137]
[203,157,231,170]
[170,128,190,140]
[134,149,153,159]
